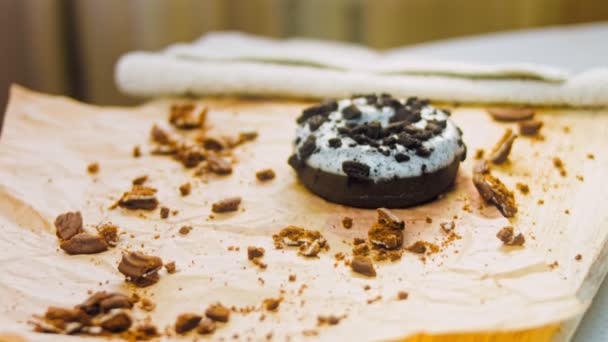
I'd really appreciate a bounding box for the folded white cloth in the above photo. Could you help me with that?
[116,29,608,107]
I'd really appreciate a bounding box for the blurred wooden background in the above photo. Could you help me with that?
[1,0,607,111]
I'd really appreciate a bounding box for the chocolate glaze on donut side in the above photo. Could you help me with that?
[288,94,467,208]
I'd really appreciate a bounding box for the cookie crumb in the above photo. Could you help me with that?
[341,217,353,229]
[263,298,281,311]
[317,315,345,326]
[164,261,177,274]
[288,274,296,282]
[489,128,517,164]
[425,216,433,224]
[179,182,191,196]
[212,197,241,213]
[139,298,156,312]
[205,303,230,322]
[575,254,582,261]
[587,153,595,160]
[440,221,455,233]
[179,225,192,235]
[256,169,276,182]
[496,226,525,246]
[518,119,543,136]
[87,162,99,174]
[197,319,216,335]
[160,207,170,219]
[474,149,485,160]
[351,256,376,277]
[516,182,530,195]
[132,145,141,158]
[397,291,409,300]
[132,175,148,186]
[174,313,202,334]
[472,160,517,217]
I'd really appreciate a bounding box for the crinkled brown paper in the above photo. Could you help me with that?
[0,86,597,341]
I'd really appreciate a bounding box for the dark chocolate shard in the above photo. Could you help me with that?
[307,115,327,131]
[394,153,410,162]
[328,137,342,148]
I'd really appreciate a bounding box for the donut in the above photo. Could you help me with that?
[287,94,467,208]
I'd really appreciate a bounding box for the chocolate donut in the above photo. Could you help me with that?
[288,94,466,208]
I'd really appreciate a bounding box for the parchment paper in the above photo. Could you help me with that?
[0,86,588,341]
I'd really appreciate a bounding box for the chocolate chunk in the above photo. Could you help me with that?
[87,162,99,174]
[54,211,83,241]
[351,256,376,277]
[297,102,337,124]
[160,206,170,219]
[377,208,405,230]
[489,128,517,164]
[205,154,232,175]
[415,146,432,157]
[413,130,433,141]
[394,153,410,162]
[365,121,382,139]
[487,107,535,121]
[382,121,405,136]
[205,303,230,322]
[328,137,342,148]
[342,104,362,120]
[117,185,159,211]
[179,225,192,235]
[256,169,276,181]
[179,182,191,196]
[78,292,133,316]
[175,313,202,334]
[60,233,108,255]
[472,161,517,217]
[211,197,241,213]
[396,132,421,148]
[98,310,132,333]
[342,217,353,229]
[96,223,119,247]
[263,298,281,311]
[307,115,327,131]
[118,251,163,287]
[379,98,403,110]
[298,135,317,160]
[496,226,525,246]
[342,161,370,181]
[169,104,207,129]
[425,122,443,135]
[247,246,265,260]
[132,175,148,186]
[197,319,216,335]
[518,119,543,136]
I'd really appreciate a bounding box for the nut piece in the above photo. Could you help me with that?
[518,119,543,136]
[487,107,535,121]
[496,226,525,246]
[55,211,84,241]
[211,197,241,213]
[351,256,376,277]
[60,233,108,255]
[376,208,404,230]
[472,161,517,217]
[489,128,517,164]
[256,169,276,181]
[174,313,202,334]
[117,185,159,211]
[205,303,230,322]
[118,251,163,287]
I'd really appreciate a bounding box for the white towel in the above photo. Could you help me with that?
[115,31,608,107]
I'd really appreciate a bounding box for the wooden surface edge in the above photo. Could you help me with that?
[401,324,559,342]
